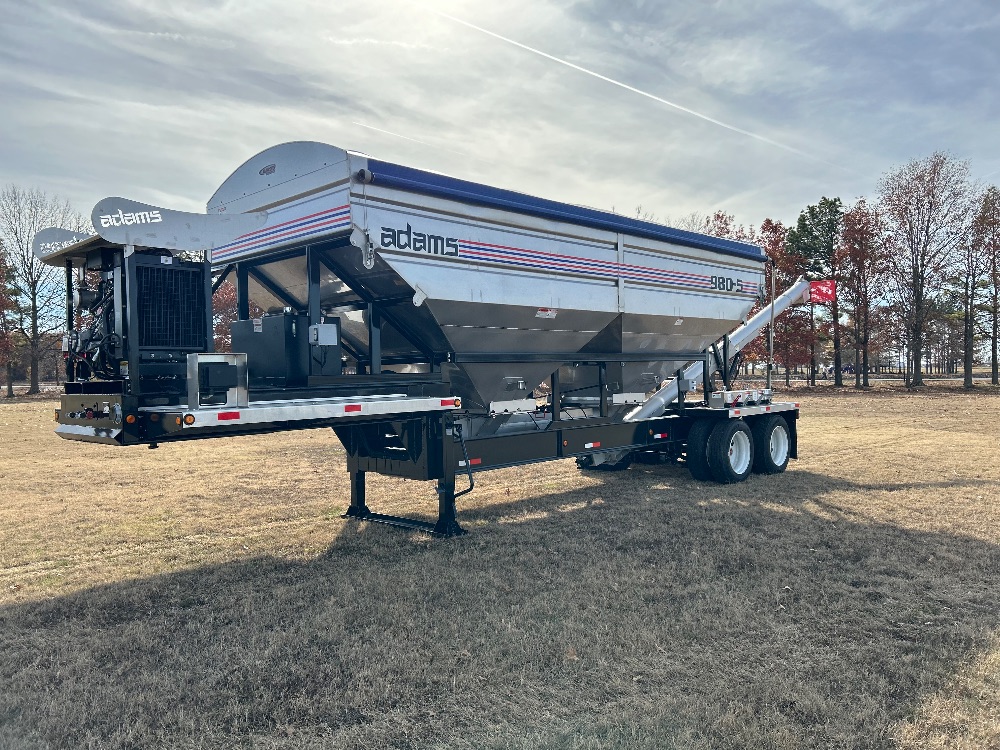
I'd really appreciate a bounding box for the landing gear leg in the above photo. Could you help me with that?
[433,474,466,537]
[343,468,371,519]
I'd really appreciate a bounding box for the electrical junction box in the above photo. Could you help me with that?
[309,323,340,346]
[308,320,342,377]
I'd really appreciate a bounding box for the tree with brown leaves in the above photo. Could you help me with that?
[839,199,890,388]
[749,219,813,385]
[877,153,977,386]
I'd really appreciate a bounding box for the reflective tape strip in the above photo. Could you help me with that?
[168,394,460,429]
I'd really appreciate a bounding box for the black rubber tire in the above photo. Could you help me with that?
[576,452,633,472]
[751,415,791,475]
[707,419,754,484]
[685,419,714,481]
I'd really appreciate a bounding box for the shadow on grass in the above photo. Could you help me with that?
[2,464,998,749]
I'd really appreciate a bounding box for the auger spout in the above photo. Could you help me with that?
[625,276,811,422]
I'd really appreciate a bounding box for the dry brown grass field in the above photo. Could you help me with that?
[1,386,999,749]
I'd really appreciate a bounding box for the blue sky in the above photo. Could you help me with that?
[1,0,997,229]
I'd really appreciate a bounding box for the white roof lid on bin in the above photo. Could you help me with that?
[207,141,356,215]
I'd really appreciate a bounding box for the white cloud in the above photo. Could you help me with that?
[0,0,996,230]
[810,0,930,30]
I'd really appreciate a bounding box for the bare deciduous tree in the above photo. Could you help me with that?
[974,185,1000,385]
[877,153,977,386]
[954,234,988,388]
[0,185,87,393]
[0,242,18,397]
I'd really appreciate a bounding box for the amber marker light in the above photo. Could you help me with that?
[54,410,59,422]
[183,414,196,425]
[175,417,182,426]
[149,413,160,422]
[125,414,136,424]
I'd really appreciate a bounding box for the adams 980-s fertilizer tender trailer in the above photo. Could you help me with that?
[36,141,810,536]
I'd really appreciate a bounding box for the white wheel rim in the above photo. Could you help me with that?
[769,424,789,465]
[728,431,752,475]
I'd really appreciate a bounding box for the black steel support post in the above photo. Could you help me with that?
[124,255,140,396]
[722,336,731,390]
[307,247,322,376]
[236,263,250,320]
[344,468,371,518]
[550,369,561,422]
[307,247,321,325]
[64,260,74,382]
[112,262,125,359]
[598,362,608,417]
[676,367,685,412]
[368,304,382,375]
[702,352,712,399]
[204,259,215,352]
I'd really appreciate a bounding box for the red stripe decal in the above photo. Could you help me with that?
[217,214,350,256]
[217,411,240,421]
[226,204,349,244]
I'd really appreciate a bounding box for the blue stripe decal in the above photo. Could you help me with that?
[368,160,766,263]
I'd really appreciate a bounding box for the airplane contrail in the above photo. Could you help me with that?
[353,121,435,146]
[431,10,848,172]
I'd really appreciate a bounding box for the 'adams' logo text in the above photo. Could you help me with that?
[380,224,459,257]
[99,208,163,228]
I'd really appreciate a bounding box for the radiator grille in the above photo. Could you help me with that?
[136,266,205,349]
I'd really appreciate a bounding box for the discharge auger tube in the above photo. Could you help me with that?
[625,276,810,422]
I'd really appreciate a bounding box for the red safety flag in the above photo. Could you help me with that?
[809,279,836,303]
